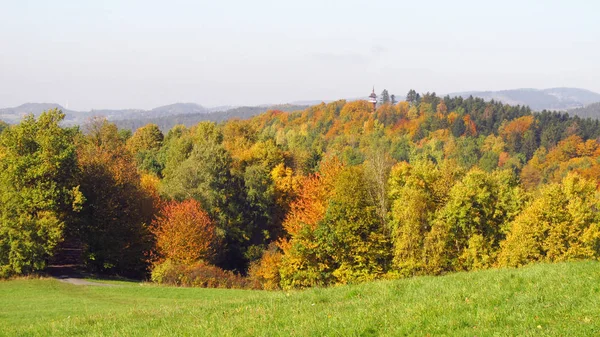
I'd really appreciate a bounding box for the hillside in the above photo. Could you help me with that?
[114,104,308,131]
[4,94,600,288]
[449,87,600,111]
[0,102,206,125]
[1,261,599,335]
[568,102,600,119]
[0,102,308,129]
[0,103,80,124]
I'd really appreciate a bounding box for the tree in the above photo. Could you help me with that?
[380,89,390,105]
[478,150,499,172]
[363,121,394,228]
[498,173,600,267]
[323,166,392,284]
[451,116,466,137]
[127,123,164,176]
[278,157,342,289]
[75,118,156,277]
[406,89,418,105]
[425,169,524,272]
[388,159,462,276]
[0,121,7,134]
[152,199,217,265]
[161,122,250,271]
[436,100,448,115]
[0,109,81,277]
[127,124,164,153]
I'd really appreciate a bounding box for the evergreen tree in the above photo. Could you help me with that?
[406,89,418,105]
[380,89,390,105]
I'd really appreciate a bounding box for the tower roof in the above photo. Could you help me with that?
[369,87,377,99]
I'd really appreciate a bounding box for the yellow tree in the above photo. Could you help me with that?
[498,173,600,267]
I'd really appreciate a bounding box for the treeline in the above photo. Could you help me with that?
[569,102,600,120]
[114,104,309,132]
[1,91,600,290]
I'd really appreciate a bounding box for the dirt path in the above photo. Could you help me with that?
[57,278,117,287]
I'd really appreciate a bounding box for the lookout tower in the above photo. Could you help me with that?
[368,87,377,112]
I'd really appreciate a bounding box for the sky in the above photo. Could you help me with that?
[1,0,599,111]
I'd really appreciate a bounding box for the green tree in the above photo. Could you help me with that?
[279,164,391,288]
[324,166,392,283]
[0,109,81,277]
[127,123,165,176]
[425,169,524,273]
[451,116,466,137]
[478,151,499,172]
[75,118,155,277]
[380,89,390,105]
[127,124,164,153]
[161,122,250,271]
[406,89,419,105]
[388,159,462,276]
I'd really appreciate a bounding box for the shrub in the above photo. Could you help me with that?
[151,259,257,289]
[248,243,282,290]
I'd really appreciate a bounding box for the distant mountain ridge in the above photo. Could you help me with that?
[4,87,600,127]
[0,102,308,131]
[0,102,212,125]
[449,88,600,112]
[567,102,600,120]
[114,104,309,131]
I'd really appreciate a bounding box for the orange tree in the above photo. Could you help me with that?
[151,199,217,265]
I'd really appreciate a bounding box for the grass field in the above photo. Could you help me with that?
[1,261,599,336]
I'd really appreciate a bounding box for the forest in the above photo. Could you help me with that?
[1,91,600,290]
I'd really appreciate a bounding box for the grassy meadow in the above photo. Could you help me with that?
[1,261,599,336]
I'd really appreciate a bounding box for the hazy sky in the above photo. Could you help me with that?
[1,0,599,111]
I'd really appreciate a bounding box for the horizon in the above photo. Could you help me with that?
[1,0,599,111]
[2,86,599,112]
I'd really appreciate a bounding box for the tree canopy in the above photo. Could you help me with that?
[3,92,600,290]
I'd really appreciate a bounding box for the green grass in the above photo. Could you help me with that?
[1,261,600,336]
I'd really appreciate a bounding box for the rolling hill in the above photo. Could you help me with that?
[0,102,308,130]
[1,261,599,335]
[567,102,600,120]
[114,104,309,131]
[449,87,600,112]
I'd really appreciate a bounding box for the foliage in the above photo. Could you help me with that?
[0,109,80,277]
[498,173,600,267]
[127,123,164,176]
[247,243,283,290]
[279,164,391,288]
[75,118,155,277]
[151,199,217,265]
[151,259,255,289]
[4,91,600,288]
[387,159,463,276]
[425,169,525,273]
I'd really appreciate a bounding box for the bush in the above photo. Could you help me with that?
[151,260,258,289]
[247,244,282,290]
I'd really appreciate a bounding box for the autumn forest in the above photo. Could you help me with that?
[1,91,600,290]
